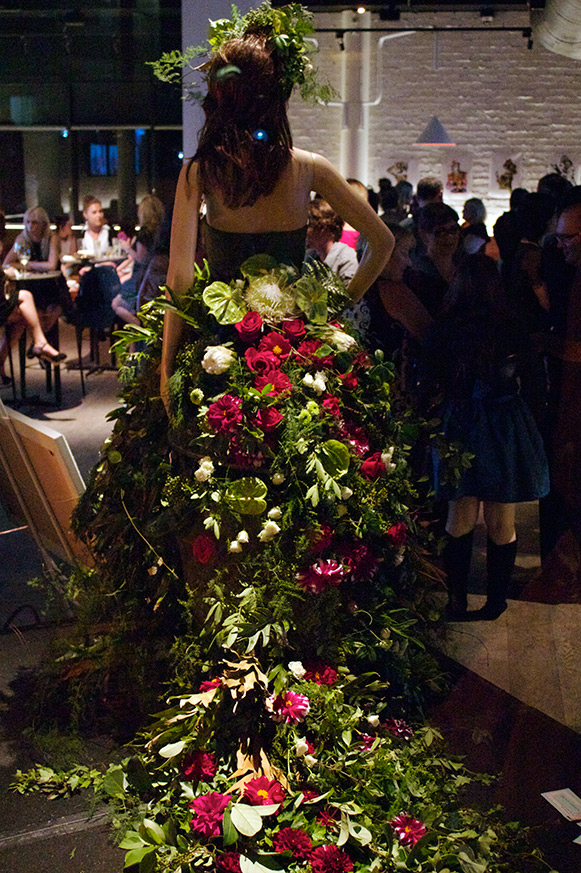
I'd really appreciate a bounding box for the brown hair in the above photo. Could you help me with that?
[82,195,101,212]
[191,31,292,208]
[138,194,165,234]
[308,199,344,242]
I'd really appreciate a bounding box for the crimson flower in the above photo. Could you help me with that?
[273,827,312,858]
[235,310,263,343]
[255,407,283,432]
[389,813,427,846]
[183,750,217,782]
[360,452,387,480]
[317,808,340,829]
[321,395,341,417]
[300,787,319,803]
[339,370,358,391]
[191,534,217,565]
[199,677,222,692]
[244,347,279,374]
[308,524,333,554]
[243,775,285,807]
[359,733,377,751]
[254,370,292,396]
[215,852,242,873]
[352,350,372,369]
[189,792,230,837]
[386,522,408,546]
[383,718,414,740]
[296,338,333,367]
[259,332,292,360]
[340,422,370,457]
[207,395,243,434]
[266,690,310,724]
[282,318,306,341]
[310,844,353,873]
[341,542,378,581]
[304,663,338,686]
[296,559,346,594]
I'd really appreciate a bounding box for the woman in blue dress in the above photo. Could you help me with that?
[421,254,549,620]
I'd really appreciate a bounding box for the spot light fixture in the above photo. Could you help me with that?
[356,5,366,14]
[414,116,456,147]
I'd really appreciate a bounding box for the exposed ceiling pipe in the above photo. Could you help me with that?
[536,0,581,58]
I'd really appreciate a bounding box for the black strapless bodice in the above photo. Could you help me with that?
[203,222,307,283]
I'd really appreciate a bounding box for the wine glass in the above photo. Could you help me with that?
[14,241,31,272]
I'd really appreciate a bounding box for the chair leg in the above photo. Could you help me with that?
[75,325,86,395]
[4,324,17,402]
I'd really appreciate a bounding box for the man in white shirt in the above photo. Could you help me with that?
[80,196,111,258]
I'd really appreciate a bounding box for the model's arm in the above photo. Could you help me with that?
[312,153,394,302]
[160,162,201,413]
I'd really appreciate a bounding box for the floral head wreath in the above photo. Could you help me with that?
[150,2,335,105]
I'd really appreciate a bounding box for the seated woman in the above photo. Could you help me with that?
[3,206,71,327]
[0,269,66,384]
[111,194,166,325]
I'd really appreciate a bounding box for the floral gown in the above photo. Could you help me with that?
[70,231,542,873]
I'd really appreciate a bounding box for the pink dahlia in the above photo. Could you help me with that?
[310,844,353,873]
[383,718,414,741]
[199,677,222,693]
[254,370,292,396]
[182,750,217,782]
[296,559,347,594]
[189,792,230,837]
[258,332,292,360]
[304,663,338,686]
[266,690,310,724]
[243,775,285,807]
[390,813,427,847]
[216,852,242,873]
[317,808,340,830]
[207,395,243,434]
[359,733,377,751]
[273,827,313,858]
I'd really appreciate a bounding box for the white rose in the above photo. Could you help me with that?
[304,755,318,767]
[272,472,285,485]
[394,547,405,566]
[302,373,314,388]
[340,486,353,500]
[229,540,243,553]
[201,345,236,375]
[194,456,215,482]
[312,371,327,395]
[236,530,249,544]
[367,714,380,727]
[295,738,310,757]
[327,327,357,352]
[288,661,306,680]
[381,447,396,473]
[268,507,282,520]
[258,520,281,542]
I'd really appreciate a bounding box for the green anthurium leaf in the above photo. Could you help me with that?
[119,832,147,850]
[294,277,328,324]
[102,765,126,798]
[239,254,279,277]
[158,740,186,758]
[319,440,350,479]
[202,281,247,324]
[139,819,166,846]
[230,803,264,837]
[225,478,268,515]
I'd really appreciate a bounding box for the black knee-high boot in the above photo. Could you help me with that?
[442,530,473,619]
[469,537,517,621]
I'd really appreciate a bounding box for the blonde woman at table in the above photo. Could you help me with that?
[0,269,66,385]
[3,206,71,328]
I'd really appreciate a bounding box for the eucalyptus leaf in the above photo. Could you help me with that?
[158,740,186,758]
[239,855,284,873]
[225,478,268,515]
[202,281,247,324]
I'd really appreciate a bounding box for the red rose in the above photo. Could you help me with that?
[282,318,307,341]
[360,452,386,480]
[207,395,243,434]
[255,371,292,396]
[386,521,408,546]
[255,407,284,432]
[322,396,341,417]
[297,339,334,367]
[339,370,358,391]
[259,332,292,360]
[192,534,217,564]
[235,311,263,343]
[245,347,279,374]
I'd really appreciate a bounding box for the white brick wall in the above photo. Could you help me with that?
[288,9,581,229]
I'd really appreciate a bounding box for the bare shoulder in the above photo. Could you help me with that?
[177,161,202,201]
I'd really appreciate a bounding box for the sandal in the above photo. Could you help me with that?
[31,343,67,364]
